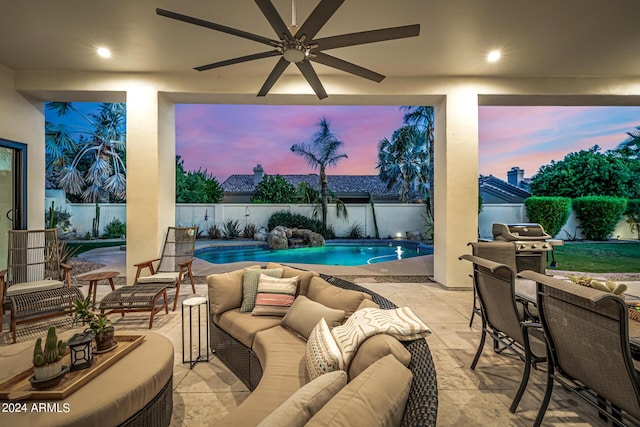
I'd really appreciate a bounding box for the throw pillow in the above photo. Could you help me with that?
[331,307,431,369]
[305,318,344,381]
[306,355,413,427]
[206,266,260,314]
[266,262,318,296]
[240,268,283,312]
[251,275,299,316]
[282,296,345,340]
[256,370,347,427]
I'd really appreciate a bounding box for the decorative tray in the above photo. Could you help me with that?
[0,334,145,400]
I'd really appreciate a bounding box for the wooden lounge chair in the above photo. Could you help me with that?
[459,253,546,413]
[519,271,640,427]
[0,229,82,342]
[133,226,197,311]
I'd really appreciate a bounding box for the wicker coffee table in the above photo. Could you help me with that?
[99,284,168,328]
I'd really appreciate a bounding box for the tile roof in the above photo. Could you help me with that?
[221,174,400,197]
[479,175,532,203]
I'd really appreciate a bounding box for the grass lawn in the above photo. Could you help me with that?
[552,241,640,273]
[65,240,125,256]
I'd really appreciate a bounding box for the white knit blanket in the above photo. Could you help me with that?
[330,307,431,369]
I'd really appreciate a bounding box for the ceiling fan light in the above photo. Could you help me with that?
[283,43,306,62]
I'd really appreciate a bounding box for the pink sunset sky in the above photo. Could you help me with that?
[176,104,640,183]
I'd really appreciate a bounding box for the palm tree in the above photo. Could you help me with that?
[377,126,428,203]
[291,118,348,231]
[46,102,126,202]
[617,126,640,159]
[401,106,434,212]
[296,182,348,222]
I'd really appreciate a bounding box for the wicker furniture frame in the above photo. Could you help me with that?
[133,226,197,311]
[120,376,172,427]
[8,286,83,343]
[519,271,640,427]
[99,284,169,328]
[210,273,438,427]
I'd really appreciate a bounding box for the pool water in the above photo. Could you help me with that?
[195,240,433,266]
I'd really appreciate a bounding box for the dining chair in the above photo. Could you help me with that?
[459,254,547,413]
[519,270,640,427]
[467,241,528,327]
[133,226,197,311]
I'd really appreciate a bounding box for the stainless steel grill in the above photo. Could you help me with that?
[491,223,562,273]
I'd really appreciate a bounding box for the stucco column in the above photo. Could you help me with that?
[125,88,175,283]
[433,89,479,288]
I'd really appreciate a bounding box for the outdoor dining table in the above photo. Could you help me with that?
[514,278,640,354]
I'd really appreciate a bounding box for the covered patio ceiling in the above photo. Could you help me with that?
[1,0,639,91]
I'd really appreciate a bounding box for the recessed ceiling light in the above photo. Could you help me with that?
[97,47,111,58]
[487,50,501,63]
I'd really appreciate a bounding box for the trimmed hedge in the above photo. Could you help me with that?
[524,196,572,238]
[572,196,628,240]
[625,199,640,240]
[267,211,336,239]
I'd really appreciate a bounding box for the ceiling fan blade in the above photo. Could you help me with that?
[195,50,281,72]
[156,8,278,47]
[255,0,293,40]
[311,52,384,82]
[296,61,328,99]
[313,24,420,51]
[258,57,290,97]
[296,0,345,42]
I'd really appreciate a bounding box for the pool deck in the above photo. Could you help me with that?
[76,240,435,279]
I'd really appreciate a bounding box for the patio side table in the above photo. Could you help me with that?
[182,296,210,369]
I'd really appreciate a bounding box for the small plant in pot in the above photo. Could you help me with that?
[73,296,116,352]
[33,326,67,380]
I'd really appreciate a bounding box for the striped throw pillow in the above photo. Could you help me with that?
[251,275,299,316]
[305,318,344,381]
[241,268,283,312]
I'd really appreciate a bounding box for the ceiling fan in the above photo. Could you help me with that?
[156,0,420,99]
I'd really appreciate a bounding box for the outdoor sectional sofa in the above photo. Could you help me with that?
[206,263,438,426]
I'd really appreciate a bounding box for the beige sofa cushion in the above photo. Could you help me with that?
[348,334,411,380]
[257,370,347,427]
[281,296,345,340]
[306,276,370,318]
[266,262,318,296]
[356,297,380,311]
[241,268,284,312]
[6,279,64,296]
[307,355,413,427]
[215,309,282,348]
[207,265,261,314]
[218,326,307,427]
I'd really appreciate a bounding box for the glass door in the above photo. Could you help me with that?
[0,140,26,270]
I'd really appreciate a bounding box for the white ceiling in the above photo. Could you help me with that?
[1,0,639,86]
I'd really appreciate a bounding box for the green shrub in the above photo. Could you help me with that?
[267,211,335,239]
[103,218,126,238]
[45,202,72,232]
[252,175,298,203]
[625,199,640,240]
[345,222,364,239]
[524,196,572,237]
[208,224,221,240]
[221,219,241,240]
[572,196,627,240]
[243,223,257,239]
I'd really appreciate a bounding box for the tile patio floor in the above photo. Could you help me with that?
[0,247,622,426]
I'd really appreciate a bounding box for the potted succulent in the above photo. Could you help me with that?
[73,296,116,352]
[33,326,67,380]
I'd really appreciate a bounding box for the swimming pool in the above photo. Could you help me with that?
[195,240,433,266]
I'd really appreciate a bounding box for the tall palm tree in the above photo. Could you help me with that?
[401,106,434,212]
[291,118,348,231]
[46,102,126,202]
[377,126,428,203]
[617,126,640,159]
